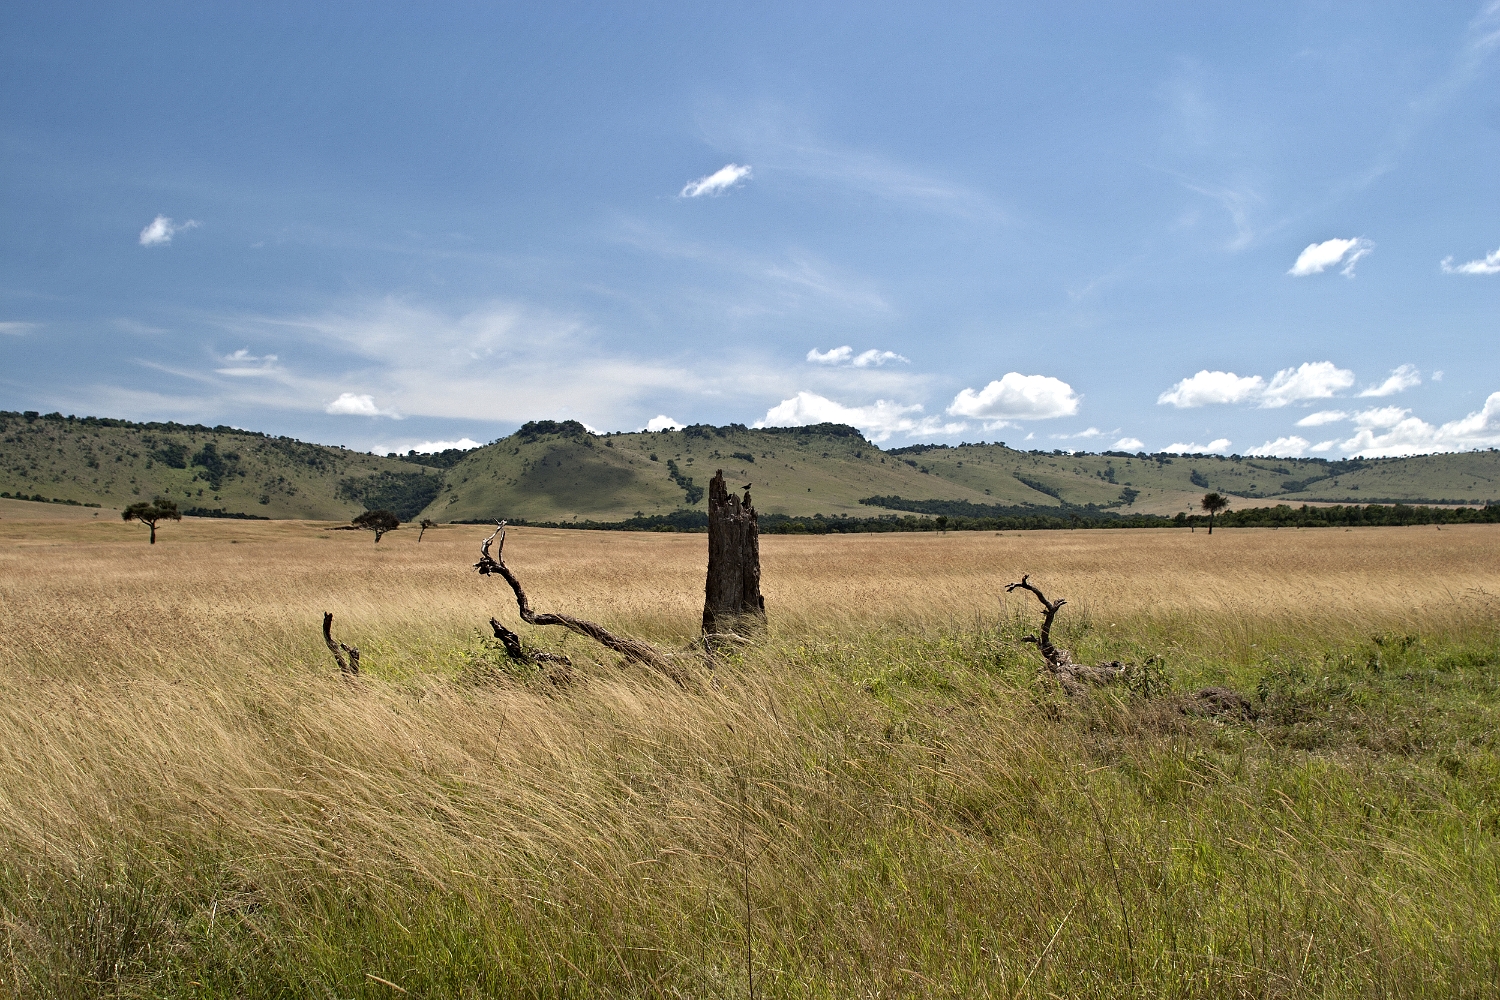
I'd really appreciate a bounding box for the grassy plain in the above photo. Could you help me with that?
[2,512,1499,997]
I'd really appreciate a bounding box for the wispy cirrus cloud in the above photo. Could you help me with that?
[139,215,199,246]
[806,345,908,367]
[0,321,38,336]
[1441,246,1500,275]
[1358,364,1421,397]
[214,348,280,377]
[1288,237,1373,277]
[1158,362,1354,408]
[680,163,752,198]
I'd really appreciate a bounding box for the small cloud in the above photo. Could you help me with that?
[947,373,1081,421]
[1432,370,1444,381]
[852,349,908,367]
[1158,362,1353,408]
[215,348,280,377]
[0,321,38,336]
[139,214,200,246]
[374,438,482,456]
[1296,410,1349,427]
[1052,427,1104,440]
[1311,439,1338,452]
[1358,363,1421,397]
[1349,405,1409,430]
[807,346,853,364]
[645,415,685,431]
[325,392,398,417]
[1112,437,1145,451]
[806,345,907,367]
[1288,237,1374,277]
[1247,435,1312,457]
[1164,438,1231,454]
[1440,246,1500,275]
[680,163,752,198]
[1157,370,1264,408]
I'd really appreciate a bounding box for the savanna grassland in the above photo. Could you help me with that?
[2,510,1499,998]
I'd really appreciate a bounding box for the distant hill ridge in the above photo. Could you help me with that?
[2,409,1496,523]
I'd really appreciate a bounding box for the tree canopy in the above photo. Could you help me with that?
[122,498,182,544]
[352,509,400,542]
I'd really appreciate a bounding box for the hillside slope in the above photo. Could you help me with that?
[0,410,442,520]
[5,409,1496,523]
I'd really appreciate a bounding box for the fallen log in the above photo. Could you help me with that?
[1004,575,1124,697]
[475,522,683,684]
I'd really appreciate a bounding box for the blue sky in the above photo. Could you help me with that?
[2,3,1497,457]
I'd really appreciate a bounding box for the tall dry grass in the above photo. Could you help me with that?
[2,516,1498,997]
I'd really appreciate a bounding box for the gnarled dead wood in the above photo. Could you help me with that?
[475,523,682,683]
[1005,575,1123,697]
[322,611,360,675]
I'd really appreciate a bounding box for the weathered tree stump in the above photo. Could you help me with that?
[702,470,765,636]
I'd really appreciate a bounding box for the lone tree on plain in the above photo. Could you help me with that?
[418,518,435,542]
[352,509,400,542]
[122,498,181,544]
[1200,492,1229,534]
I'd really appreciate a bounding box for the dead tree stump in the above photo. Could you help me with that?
[702,470,765,636]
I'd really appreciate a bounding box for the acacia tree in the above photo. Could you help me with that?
[352,509,400,542]
[418,518,435,542]
[1200,492,1229,534]
[122,498,181,544]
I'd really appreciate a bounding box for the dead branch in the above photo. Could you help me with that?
[475,523,682,683]
[1005,575,1123,697]
[322,611,360,675]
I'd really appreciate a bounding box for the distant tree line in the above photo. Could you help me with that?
[456,501,1499,534]
[337,471,444,520]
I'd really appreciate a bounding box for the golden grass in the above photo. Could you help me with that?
[2,516,1498,997]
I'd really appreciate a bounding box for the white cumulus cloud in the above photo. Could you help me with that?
[1112,437,1145,451]
[325,392,398,417]
[645,415,685,431]
[374,438,482,456]
[680,163,752,198]
[1358,363,1421,397]
[1158,370,1265,408]
[1260,361,1356,407]
[1158,362,1353,409]
[1441,246,1500,275]
[947,373,1080,421]
[1333,394,1500,456]
[1164,438,1232,454]
[755,391,963,443]
[1288,237,1374,277]
[1295,410,1349,427]
[139,214,199,246]
[1247,435,1312,457]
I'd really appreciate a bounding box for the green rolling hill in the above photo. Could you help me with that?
[3,409,1497,523]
